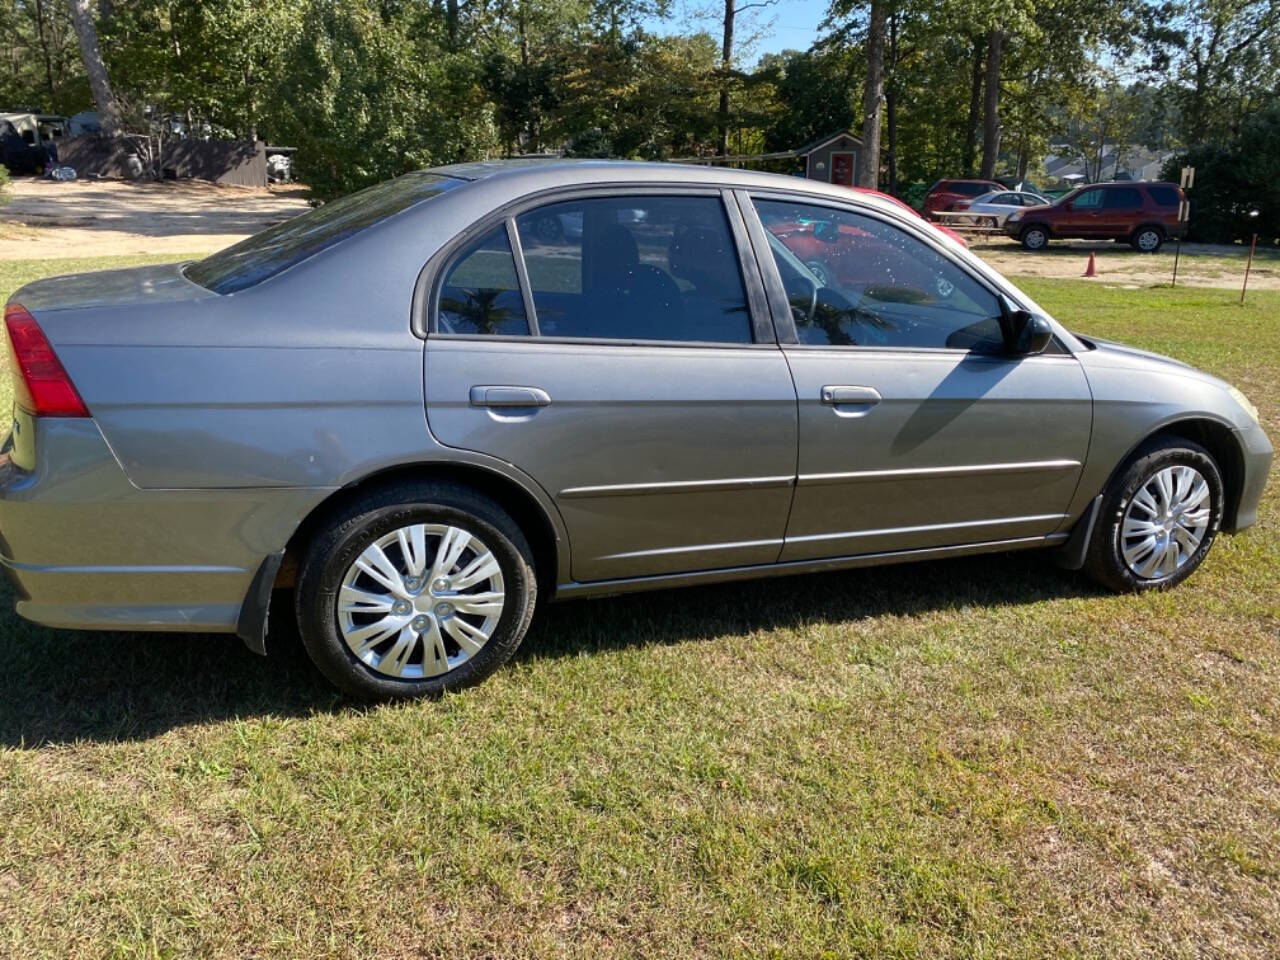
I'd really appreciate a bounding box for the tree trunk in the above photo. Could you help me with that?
[979,28,1002,180]
[33,0,59,104]
[856,0,886,189]
[67,0,122,137]
[962,37,983,176]
[446,0,459,49]
[719,0,734,158]
[886,9,898,195]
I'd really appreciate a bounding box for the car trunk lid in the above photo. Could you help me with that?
[8,262,213,315]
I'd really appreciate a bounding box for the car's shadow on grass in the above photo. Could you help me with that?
[0,552,1103,747]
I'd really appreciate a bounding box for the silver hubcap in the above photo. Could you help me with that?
[1138,231,1159,251]
[338,523,505,679]
[1026,230,1045,248]
[1121,466,1211,579]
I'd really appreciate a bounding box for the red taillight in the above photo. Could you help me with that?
[3,303,90,417]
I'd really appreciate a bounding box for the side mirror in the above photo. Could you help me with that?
[999,296,1053,355]
[1014,314,1053,354]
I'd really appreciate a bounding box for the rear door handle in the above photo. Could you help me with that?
[820,385,881,407]
[469,385,552,408]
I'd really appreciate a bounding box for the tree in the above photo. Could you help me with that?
[714,0,777,157]
[856,0,886,186]
[1145,0,1280,145]
[979,26,1001,178]
[67,0,122,135]
[759,46,859,153]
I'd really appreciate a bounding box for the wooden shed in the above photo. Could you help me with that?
[798,130,863,186]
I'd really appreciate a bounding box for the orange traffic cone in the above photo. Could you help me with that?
[1083,252,1097,277]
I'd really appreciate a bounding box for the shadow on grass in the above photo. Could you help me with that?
[0,551,1101,747]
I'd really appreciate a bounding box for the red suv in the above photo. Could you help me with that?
[1003,181,1186,252]
[922,179,1003,218]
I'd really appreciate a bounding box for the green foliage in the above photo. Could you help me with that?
[1,0,1275,203]
[0,162,10,204]
[264,1,497,198]
[1163,103,1280,244]
[759,47,860,155]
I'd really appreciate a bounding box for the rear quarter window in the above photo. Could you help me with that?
[1147,185,1180,208]
[185,172,459,294]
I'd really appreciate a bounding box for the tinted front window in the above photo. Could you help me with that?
[186,172,457,294]
[514,196,751,343]
[754,199,1004,353]
[1104,187,1143,210]
[438,226,529,336]
[1148,185,1180,207]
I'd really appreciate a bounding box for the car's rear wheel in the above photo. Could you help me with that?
[295,481,537,699]
[1130,226,1164,252]
[1083,437,1223,593]
[1020,225,1049,250]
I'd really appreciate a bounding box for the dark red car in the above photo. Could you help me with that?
[922,179,1003,219]
[1003,181,1186,252]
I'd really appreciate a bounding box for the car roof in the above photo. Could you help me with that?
[1079,180,1178,188]
[424,159,917,217]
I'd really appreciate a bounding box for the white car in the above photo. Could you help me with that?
[953,190,1052,226]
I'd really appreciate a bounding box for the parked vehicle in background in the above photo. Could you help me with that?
[952,190,1051,227]
[922,178,1003,219]
[1004,181,1186,252]
[0,112,58,174]
[849,186,968,247]
[1,162,1269,700]
[997,178,1046,194]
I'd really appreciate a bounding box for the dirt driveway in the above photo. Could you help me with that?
[0,177,310,260]
[969,236,1280,290]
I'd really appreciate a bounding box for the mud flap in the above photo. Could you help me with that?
[1053,495,1103,571]
[236,551,284,656]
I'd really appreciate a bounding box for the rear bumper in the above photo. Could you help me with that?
[1229,421,1273,533]
[0,418,326,633]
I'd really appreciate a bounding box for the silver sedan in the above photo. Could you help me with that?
[954,190,1053,226]
[0,161,1271,699]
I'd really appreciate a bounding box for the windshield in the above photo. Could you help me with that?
[185,172,460,294]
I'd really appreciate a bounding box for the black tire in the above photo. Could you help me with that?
[1020,225,1050,251]
[1130,226,1164,253]
[1082,436,1224,593]
[295,481,537,700]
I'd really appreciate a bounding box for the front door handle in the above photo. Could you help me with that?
[469,385,552,408]
[820,385,881,407]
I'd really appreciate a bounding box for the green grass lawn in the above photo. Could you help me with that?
[0,258,1277,958]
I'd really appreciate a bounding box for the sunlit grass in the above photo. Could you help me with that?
[0,257,1276,958]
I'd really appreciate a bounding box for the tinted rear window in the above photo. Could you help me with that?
[952,182,993,196]
[1104,187,1143,209]
[185,172,459,294]
[1148,185,1180,207]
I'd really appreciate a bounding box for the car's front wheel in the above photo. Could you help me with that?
[1083,437,1223,592]
[1020,225,1049,250]
[1130,226,1164,252]
[295,481,537,699]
